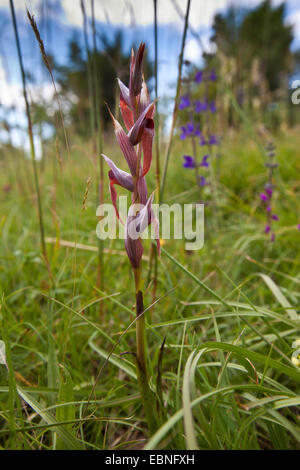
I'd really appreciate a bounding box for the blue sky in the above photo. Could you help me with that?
[0,0,300,150]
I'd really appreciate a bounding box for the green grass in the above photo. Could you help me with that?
[0,128,300,450]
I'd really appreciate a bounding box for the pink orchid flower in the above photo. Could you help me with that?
[102,43,160,269]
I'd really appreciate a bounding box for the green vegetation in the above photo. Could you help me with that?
[0,129,300,449]
[0,0,300,451]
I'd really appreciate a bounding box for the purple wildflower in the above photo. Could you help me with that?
[179,95,191,110]
[195,100,208,113]
[180,122,200,139]
[199,176,207,186]
[210,101,217,113]
[260,193,268,202]
[209,69,217,81]
[186,122,195,134]
[194,126,201,137]
[209,135,218,145]
[265,225,271,234]
[182,155,196,169]
[180,126,188,140]
[194,70,203,84]
[194,100,202,113]
[260,142,279,242]
[265,186,273,197]
[199,136,206,146]
[200,154,210,167]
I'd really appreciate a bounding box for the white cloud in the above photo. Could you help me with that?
[0,57,56,155]
[184,38,201,63]
[59,0,292,30]
[184,34,216,63]
[287,9,300,39]
[0,58,24,109]
[2,0,300,33]
[58,0,229,30]
[0,57,55,109]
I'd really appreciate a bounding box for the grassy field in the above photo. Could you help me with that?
[0,125,300,450]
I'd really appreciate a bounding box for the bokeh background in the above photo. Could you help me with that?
[0,0,300,157]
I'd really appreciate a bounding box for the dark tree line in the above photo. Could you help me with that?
[53,31,153,137]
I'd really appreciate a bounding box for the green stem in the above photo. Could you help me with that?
[134,271,159,435]
[160,0,191,202]
[91,0,105,312]
[10,0,46,260]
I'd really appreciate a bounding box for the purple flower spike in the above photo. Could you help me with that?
[266,205,271,212]
[210,101,217,113]
[265,225,271,234]
[209,135,218,145]
[195,100,208,113]
[270,232,275,242]
[200,154,210,167]
[182,155,196,169]
[195,70,203,83]
[179,95,191,110]
[199,176,206,186]
[186,122,194,134]
[209,69,217,81]
[199,136,206,146]
[180,126,188,140]
[194,100,202,113]
[194,126,201,137]
[265,187,273,197]
[272,214,279,221]
[260,193,268,202]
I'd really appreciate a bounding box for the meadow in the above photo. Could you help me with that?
[0,0,300,451]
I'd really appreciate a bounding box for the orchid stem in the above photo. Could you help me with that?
[134,268,159,435]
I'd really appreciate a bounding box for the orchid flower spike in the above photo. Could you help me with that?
[102,43,160,270]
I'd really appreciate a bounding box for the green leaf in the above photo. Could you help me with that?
[258,273,298,320]
[0,340,7,366]
[89,334,137,379]
[55,366,76,450]
[18,386,84,450]
[182,351,199,450]
[198,342,300,384]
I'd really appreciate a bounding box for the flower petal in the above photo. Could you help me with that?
[138,78,150,114]
[128,102,155,146]
[130,42,145,97]
[117,79,131,108]
[136,175,148,206]
[102,154,133,191]
[107,110,138,175]
[125,211,144,269]
[141,119,154,176]
[108,178,122,222]
[120,95,134,131]
[128,194,153,236]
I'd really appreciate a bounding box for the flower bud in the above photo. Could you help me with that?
[130,43,145,97]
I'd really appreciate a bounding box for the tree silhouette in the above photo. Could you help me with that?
[211,0,294,93]
[54,31,153,137]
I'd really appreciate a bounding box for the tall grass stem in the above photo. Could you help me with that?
[160,0,191,202]
[9,0,47,260]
